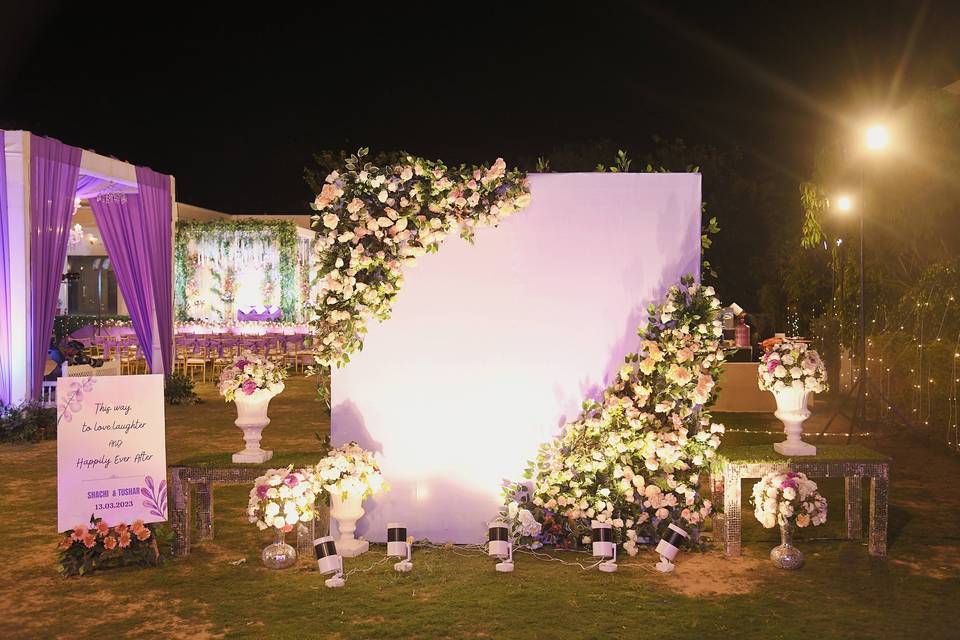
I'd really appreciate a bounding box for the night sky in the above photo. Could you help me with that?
[1,1,957,214]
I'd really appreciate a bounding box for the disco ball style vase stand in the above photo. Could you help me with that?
[330,492,369,557]
[771,387,816,456]
[231,389,276,464]
[770,521,804,569]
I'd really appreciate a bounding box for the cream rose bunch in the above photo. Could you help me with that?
[247,466,319,532]
[751,471,827,529]
[758,341,828,395]
[218,351,287,402]
[313,441,388,501]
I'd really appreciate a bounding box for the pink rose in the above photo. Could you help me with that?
[241,379,258,395]
[346,198,365,214]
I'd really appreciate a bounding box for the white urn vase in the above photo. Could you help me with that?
[231,387,278,463]
[771,386,816,456]
[329,492,369,557]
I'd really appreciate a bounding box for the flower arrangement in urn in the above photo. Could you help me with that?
[218,352,288,463]
[751,471,827,569]
[247,466,319,569]
[314,442,388,557]
[758,341,828,456]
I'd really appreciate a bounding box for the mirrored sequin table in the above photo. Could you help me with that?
[711,445,890,557]
[170,452,329,559]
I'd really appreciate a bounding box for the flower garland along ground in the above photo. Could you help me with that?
[307,149,531,404]
[501,276,727,551]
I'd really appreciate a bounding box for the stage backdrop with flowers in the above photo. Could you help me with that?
[174,220,319,323]
[331,171,703,543]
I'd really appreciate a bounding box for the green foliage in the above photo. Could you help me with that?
[866,259,960,439]
[174,220,299,321]
[0,400,57,443]
[164,372,202,406]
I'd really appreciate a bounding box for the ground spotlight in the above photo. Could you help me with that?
[387,522,413,572]
[654,523,689,573]
[314,535,345,588]
[488,520,513,572]
[590,520,618,573]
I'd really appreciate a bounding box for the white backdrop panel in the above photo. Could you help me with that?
[331,172,701,543]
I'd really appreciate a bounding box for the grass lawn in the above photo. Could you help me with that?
[1,378,958,639]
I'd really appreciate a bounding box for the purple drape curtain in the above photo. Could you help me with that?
[135,166,173,375]
[89,195,156,370]
[28,136,82,399]
[0,131,11,404]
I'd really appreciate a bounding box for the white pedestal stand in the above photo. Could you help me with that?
[231,389,277,463]
[772,387,816,456]
[330,492,369,557]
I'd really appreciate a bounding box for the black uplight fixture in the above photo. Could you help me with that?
[387,522,413,572]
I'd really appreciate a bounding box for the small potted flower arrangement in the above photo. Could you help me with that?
[751,471,827,569]
[57,518,162,576]
[218,351,288,463]
[248,466,319,569]
[314,442,387,557]
[757,340,828,455]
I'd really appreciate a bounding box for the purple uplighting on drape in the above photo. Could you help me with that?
[135,166,174,375]
[0,131,11,404]
[28,136,82,399]
[89,195,156,370]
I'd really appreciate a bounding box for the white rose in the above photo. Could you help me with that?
[264,502,280,517]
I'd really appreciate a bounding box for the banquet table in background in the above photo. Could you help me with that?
[63,322,316,381]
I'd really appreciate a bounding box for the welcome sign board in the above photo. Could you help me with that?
[56,374,168,532]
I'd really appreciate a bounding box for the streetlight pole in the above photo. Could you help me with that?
[855,166,866,437]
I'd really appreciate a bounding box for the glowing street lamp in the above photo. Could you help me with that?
[865,124,889,151]
[832,120,892,438]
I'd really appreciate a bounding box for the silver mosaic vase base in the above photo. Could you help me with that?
[770,522,804,569]
[262,532,298,569]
